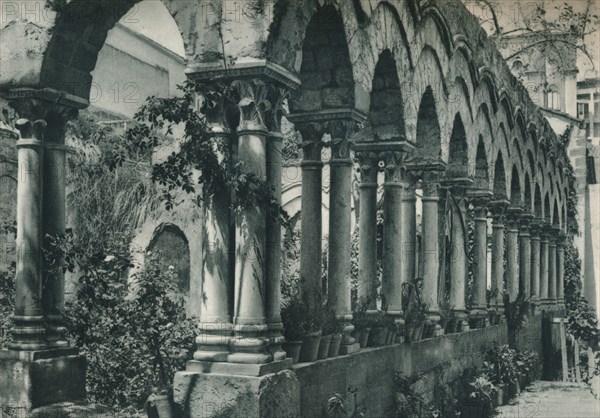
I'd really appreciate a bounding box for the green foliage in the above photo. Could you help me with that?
[63,237,196,412]
[394,372,431,418]
[124,80,287,225]
[483,344,519,385]
[402,277,428,326]
[0,263,15,348]
[467,374,496,404]
[351,296,371,331]
[503,292,531,347]
[322,303,344,335]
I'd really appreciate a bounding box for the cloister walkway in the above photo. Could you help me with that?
[495,381,600,418]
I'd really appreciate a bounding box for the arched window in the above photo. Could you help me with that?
[546,86,560,110]
[147,224,190,291]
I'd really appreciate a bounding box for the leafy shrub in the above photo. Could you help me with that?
[0,263,15,348]
[64,237,196,413]
[483,344,518,385]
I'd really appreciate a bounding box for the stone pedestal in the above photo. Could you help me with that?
[0,348,86,411]
[173,368,299,418]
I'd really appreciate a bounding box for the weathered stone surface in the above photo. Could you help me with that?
[173,369,300,418]
[0,349,86,410]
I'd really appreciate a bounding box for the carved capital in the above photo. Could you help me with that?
[382,151,407,183]
[356,151,380,184]
[230,78,269,133]
[265,85,289,133]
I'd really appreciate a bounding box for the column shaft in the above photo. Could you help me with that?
[382,181,403,316]
[266,131,285,360]
[540,234,549,304]
[449,197,467,315]
[42,140,68,347]
[422,190,441,326]
[299,146,323,310]
[519,221,531,297]
[328,145,354,345]
[357,162,378,310]
[229,121,270,364]
[557,241,565,307]
[472,206,488,315]
[506,217,520,302]
[491,214,505,311]
[530,227,541,304]
[10,120,47,350]
[548,237,557,306]
[400,181,417,295]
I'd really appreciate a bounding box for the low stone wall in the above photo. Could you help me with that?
[294,315,543,418]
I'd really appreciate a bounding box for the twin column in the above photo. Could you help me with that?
[9,101,74,351]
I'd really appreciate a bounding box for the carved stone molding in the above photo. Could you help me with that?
[382,151,407,183]
[355,151,380,184]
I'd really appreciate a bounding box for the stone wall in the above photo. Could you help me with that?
[294,317,542,418]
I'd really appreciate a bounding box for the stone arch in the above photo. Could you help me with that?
[510,165,522,207]
[446,113,469,178]
[524,173,533,214]
[493,152,507,199]
[290,4,357,114]
[498,91,515,130]
[477,68,499,113]
[415,86,441,163]
[515,109,527,144]
[473,135,489,191]
[34,0,190,101]
[368,49,405,141]
[147,223,191,292]
[552,200,560,227]
[544,193,551,223]
[534,183,543,219]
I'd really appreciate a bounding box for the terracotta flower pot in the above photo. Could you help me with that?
[386,330,395,345]
[496,383,507,405]
[328,334,342,357]
[282,341,302,364]
[368,326,387,347]
[359,328,371,348]
[146,393,172,418]
[317,334,332,360]
[299,331,322,362]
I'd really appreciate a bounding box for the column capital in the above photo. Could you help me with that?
[382,150,409,184]
[355,151,380,184]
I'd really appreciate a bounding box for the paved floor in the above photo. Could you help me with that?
[495,381,600,418]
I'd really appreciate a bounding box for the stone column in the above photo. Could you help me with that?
[519,213,533,298]
[447,182,470,330]
[539,227,550,307]
[229,79,271,364]
[381,152,406,323]
[327,126,357,352]
[1,94,86,410]
[421,171,444,333]
[357,152,379,311]
[400,176,417,296]
[530,221,542,307]
[265,87,288,361]
[556,233,566,309]
[506,208,522,302]
[9,118,47,351]
[298,125,324,311]
[470,198,490,326]
[490,203,507,314]
[196,92,234,362]
[547,229,558,308]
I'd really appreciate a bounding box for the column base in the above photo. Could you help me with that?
[0,347,86,411]
[267,321,287,361]
[186,358,292,377]
[173,368,300,418]
[451,310,470,332]
[194,322,233,362]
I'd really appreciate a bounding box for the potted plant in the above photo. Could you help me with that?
[461,374,496,418]
[328,318,345,358]
[281,294,307,364]
[402,278,428,342]
[318,304,337,360]
[298,298,322,362]
[352,297,371,348]
[367,310,389,347]
[486,289,501,325]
